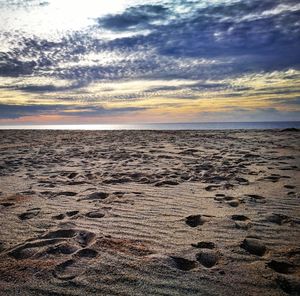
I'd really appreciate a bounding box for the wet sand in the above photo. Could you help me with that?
[0,130,299,295]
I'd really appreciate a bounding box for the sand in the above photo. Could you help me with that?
[0,129,299,296]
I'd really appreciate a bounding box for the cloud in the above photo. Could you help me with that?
[194,107,300,122]
[97,4,169,31]
[0,0,300,123]
[0,103,147,119]
[146,82,228,92]
[1,0,300,86]
[0,53,37,77]
[0,0,49,9]
[0,82,86,93]
[70,0,300,81]
[265,96,300,106]
[0,104,62,119]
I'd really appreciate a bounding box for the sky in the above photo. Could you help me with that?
[0,0,300,125]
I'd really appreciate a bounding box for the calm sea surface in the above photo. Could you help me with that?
[0,122,300,130]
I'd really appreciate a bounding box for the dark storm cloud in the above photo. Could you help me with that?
[98,0,300,73]
[0,104,147,119]
[98,4,169,31]
[73,0,300,79]
[0,53,37,77]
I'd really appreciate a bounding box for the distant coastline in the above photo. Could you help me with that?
[0,121,300,130]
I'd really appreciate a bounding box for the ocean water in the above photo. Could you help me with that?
[0,122,300,130]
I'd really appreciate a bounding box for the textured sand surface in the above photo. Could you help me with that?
[0,130,299,295]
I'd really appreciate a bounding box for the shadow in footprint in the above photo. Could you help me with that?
[46,243,78,255]
[8,238,64,259]
[42,229,77,240]
[1,202,14,207]
[78,192,109,201]
[171,256,197,271]
[56,192,77,197]
[0,241,5,253]
[53,259,78,280]
[66,211,79,217]
[284,185,295,189]
[75,248,98,258]
[185,215,206,227]
[266,213,291,225]
[267,260,295,274]
[231,215,249,221]
[85,211,105,219]
[52,214,65,220]
[8,227,96,263]
[53,247,98,280]
[192,242,215,249]
[240,238,266,256]
[18,208,40,220]
[74,230,96,247]
[276,275,300,294]
[196,251,219,268]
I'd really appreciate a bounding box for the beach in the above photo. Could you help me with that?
[0,129,299,295]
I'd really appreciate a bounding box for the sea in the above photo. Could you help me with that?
[0,122,299,130]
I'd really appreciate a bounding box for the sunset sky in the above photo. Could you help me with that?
[0,0,300,125]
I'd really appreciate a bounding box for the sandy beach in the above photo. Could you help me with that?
[0,129,299,296]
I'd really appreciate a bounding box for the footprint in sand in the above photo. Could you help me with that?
[205,185,220,192]
[191,242,215,249]
[235,177,249,185]
[55,191,77,197]
[276,275,300,295]
[214,194,240,207]
[85,211,105,219]
[78,192,109,201]
[265,213,291,225]
[53,259,78,280]
[225,200,240,207]
[46,243,78,255]
[0,202,15,207]
[170,256,197,271]
[52,210,80,220]
[240,238,267,256]
[267,250,300,293]
[260,175,280,182]
[185,215,206,227]
[231,214,249,221]
[75,248,98,258]
[244,194,266,203]
[196,250,219,268]
[18,208,40,220]
[154,180,179,187]
[67,172,78,179]
[53,247,99,280]
[66,210,79,217]
[267,260,296,274]
[8,228,96,260]
[284,185,295,189]
[113,191,126,197]
[231,215,251,229]
[52,213,66,220]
